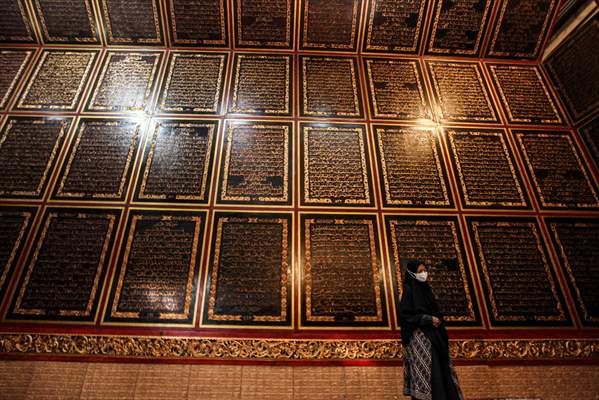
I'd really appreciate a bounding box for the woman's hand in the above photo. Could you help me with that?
[432,316,441,327]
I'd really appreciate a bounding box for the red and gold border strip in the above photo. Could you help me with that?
[0,333,597,362]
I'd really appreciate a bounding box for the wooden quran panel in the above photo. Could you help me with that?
[514,131,599,209]
[0,49,34,110]
[363,0,427,53]
[466,216,571,327]
[156,52,227,114]
[445,128,529,209]
[0,0,36,42]
[202,212,292,327]
[487,64,562,125]
[426,0,493,56]
[99,0,163,45]
[0,206,37,302]
[218,121,291,205]
[384,215,480,326]
[579,118,599,170]
[426,61,498,123]
[6,207,121,323]
[228,54,291,116]
[32,0,100,43]
[0,117,71,199]
[234,0,293,48]
[374,125,452,208]
[166,0,228,47]
[104,210,205,325]
[16,50,98,111]
[300,56,363,118]
[363,58,431,120]
[53,118,142,201]
[546,217,599,326]
[86,51,163,113]
[135,120,217,204]
[300,0,360,50]
[544,18,599,123]
[300,214,388,328]
[487,0,558,58]
[301,123,373,207]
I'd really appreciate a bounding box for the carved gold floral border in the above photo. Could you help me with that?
[0,334,597,361]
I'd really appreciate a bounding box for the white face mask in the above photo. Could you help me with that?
[415,271,428,282]
[408,269,428,282]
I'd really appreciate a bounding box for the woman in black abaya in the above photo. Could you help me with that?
[400,260,463,400]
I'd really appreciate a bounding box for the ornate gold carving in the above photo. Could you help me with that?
[364,0,427,53]
[55,119,141,200]
[301,56,362,118]
[17,50,97,111]
[12,211,116,318]
[375,126,450,206]
[488,65,562,124]
[0,210,34,291]
[447,129,527,208]
[0,118,70,198]
[547,220,599,324]
[427,61,497,122]
[301,0,359,50]
[303,217,384,324]
[100,0,162,44]
[0,334,597,361]
[471,219,567,323]
[365,59,430,120]
[302,125,371,206]
[487,0,557,58]
[427,0,492,56]
[168,0,227,46]
[109,213,203,321]
[87,52,162,113]
[236,0,292,48]
[33,0,99,43]
[220,123,290,203]
[388,218,477,323]
[515,132,599,209]
[0,0,35,42]
[0,49,34,109]
[230,54,291,115]
[207,216,289,322]
[449,339,599,361]
[137,121,215,202]
[158,53,226,114]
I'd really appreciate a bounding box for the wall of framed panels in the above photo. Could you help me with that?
[0,0,598,363]
[0,0,562,59]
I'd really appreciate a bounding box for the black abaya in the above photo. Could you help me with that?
[400,263,463,400]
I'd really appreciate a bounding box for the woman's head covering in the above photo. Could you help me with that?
[406,259,421,273]
[399,258,442,346]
